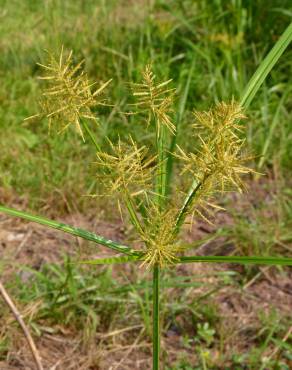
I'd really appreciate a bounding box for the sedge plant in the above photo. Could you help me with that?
[1,23,292,369]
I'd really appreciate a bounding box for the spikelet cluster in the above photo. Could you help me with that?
[132,65,176,134]
[140,204,182,268]
[95,137,157,199]
[35,49,253,269]
[38,48,111,140]
[176,101,253,222]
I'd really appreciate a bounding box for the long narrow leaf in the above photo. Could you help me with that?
[0,205,140,256]
[179,255,292,266]
[76,255,140,265]
[73,254,292,267]
[240,22,292,109]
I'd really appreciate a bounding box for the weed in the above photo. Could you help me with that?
[0,2,292,369]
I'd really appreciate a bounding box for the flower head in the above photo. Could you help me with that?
[175,101,254,223]
[140,203,182,268]
[131,65,176,134]
[95,136,157,199]
[38,47,111,140]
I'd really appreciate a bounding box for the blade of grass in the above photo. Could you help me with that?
[125,194,145,235]
[76,255,292,267]
[0,205,139,256]
[178,255,292,266]
[81,118,101,152]
[76,255,140,265]
[240,22,292,109]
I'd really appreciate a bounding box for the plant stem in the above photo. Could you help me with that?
[81,118,101,152]
[156,124,166,208]
[153,264,160,370]
[124,191,144,235]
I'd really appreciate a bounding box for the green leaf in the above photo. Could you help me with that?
[76,255,140,265]
[0,205,140,256]
[240,22,292,109]
[178,255,292,266]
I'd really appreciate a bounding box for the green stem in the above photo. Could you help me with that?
[152,120,166,369]
[165,134,176,197]
[81,119,101,152]
[153,264,160,370]
[124,191,144,235]
[156,124,166,208]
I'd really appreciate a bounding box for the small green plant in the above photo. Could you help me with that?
[1,23,292,370]
[197,322,216,347]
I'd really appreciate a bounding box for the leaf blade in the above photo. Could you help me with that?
[240,22,292,109]
[0,205,139,256]
[178,255,292,266]
[75,255,140,265]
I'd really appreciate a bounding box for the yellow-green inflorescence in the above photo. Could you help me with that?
[37,47,111,140]
[38,50,253,269]
[95,136,157,200]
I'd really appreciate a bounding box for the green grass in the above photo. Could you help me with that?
[4,258,290,368]
[0,0,291,212]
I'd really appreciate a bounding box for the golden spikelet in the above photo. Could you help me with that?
[38,47,111,140]
[193,100,245,142]
[140,204,182,268]
[95,136,157,199]
[179,101,252,189]
[175,101,254,223]
[131,65,176,134]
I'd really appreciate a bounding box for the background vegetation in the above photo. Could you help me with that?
[0,0,291,369]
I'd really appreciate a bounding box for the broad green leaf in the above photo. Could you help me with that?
[178,255,292,266]
[0,205,140,256]
[240,22,292,109]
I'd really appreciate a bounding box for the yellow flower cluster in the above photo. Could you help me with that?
[38,47,111,140]
[37,50,252,268]
[175,101,253,224]
[140,204,182,268]
[95,137,157,199]
[132,65,176,134]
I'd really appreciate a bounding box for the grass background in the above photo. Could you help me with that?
[0,0,292,369]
